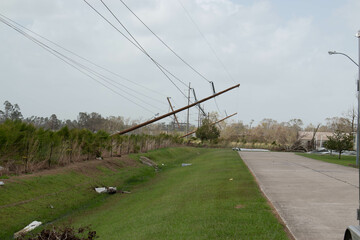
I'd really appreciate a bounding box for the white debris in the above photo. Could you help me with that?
[14,221,42,238]
[0,181,4,186]
[0,166,4,171]
[95,187,118,194]
[181,163,192,167]
[95,187,107,193]
[239,148,270,152]
[96,157,103,160]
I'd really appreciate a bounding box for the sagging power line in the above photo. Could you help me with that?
[0,15,165,115]
[84,0,209,117]
[84,0,189,99]
[119,0,212,84]
[177,0,236,84]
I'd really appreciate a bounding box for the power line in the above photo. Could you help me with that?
[1,13,167,99]
[177,0,236,84]
[0,13,168,107]
[0,16,160,115]
[83,0,211,115]
[119,0,211,84]
[99,0,191,97]
[83,0,188,99]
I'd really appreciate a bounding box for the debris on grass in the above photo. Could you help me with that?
[121,190,131,194]
[181,163,192,167]
[139,156,158,168]
[108,187,117,194]
[16,225,98,240]
[95,187,107,194]
[95,187,117,194]
[14,221,42,239]
[229,178,233,181]
[0,181,4,186]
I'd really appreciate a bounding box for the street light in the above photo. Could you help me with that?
[328,51,359,67]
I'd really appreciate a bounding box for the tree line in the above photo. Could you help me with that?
[219,112,356,152]
[0,101,183,174]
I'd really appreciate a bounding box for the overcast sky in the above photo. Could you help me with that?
[1,0,360,127]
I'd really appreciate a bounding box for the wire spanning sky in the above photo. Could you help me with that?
[0,0,359,126]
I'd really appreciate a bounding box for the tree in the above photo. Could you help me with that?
[325,117,353,134]
[47,114,61,131]
[220,121,246,142]
[324,130,354,159]
[0,101,23,122]
[196,119,220,142]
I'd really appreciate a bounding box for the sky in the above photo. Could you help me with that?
[0,0,360,127]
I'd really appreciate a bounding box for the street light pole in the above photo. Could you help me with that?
[356,30,360,225]
[328,46,359,168]
[334,30,360,240]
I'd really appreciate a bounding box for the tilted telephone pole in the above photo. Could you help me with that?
[112,84,240,135]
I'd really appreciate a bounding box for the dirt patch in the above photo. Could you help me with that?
[4,155,139,183]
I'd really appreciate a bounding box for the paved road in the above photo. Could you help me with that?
[239,152,359,240]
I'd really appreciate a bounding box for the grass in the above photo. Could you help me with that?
[0,157,151,239]
[52,148,289,240]
[296,153,356,167]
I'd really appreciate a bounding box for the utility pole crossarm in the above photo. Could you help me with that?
[113,84,240,135]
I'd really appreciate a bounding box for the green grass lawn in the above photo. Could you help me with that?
[296,153,356,168]
[52,148,289,240]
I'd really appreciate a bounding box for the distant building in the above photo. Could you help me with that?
[298,131,334,150]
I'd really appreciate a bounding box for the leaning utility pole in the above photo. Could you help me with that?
[167,97,180,128]
[186,82,191,138]
[181,112,237,138]
[113,84,240,135]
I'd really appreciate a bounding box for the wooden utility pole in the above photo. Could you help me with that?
[167,97,180,128]
[186,83,191,137]
[113,84,240,135]
[181,112,237,138]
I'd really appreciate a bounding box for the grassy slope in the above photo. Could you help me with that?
[296,153,356,168]
[57,148,289,240]
[0,157,154,239]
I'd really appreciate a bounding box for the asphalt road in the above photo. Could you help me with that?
[239,151,359,240]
